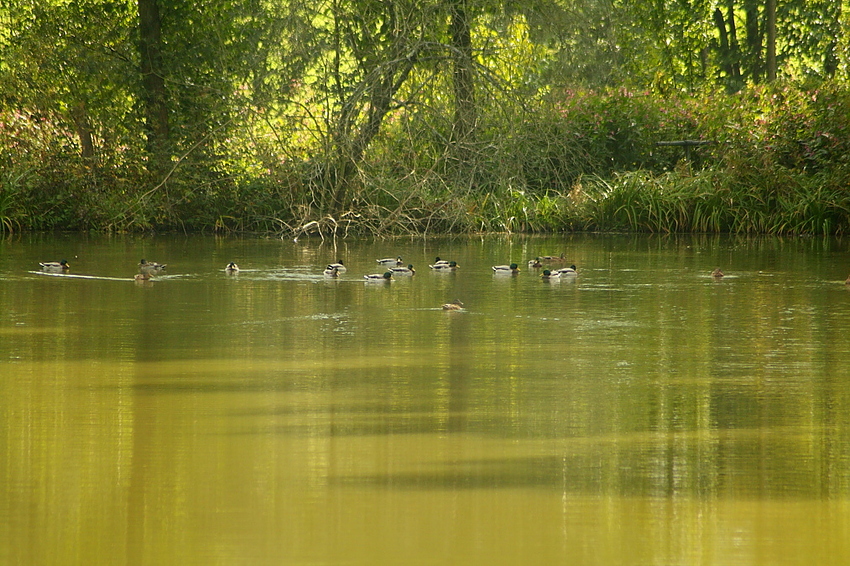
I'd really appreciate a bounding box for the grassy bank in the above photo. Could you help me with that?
[3,82,850,236]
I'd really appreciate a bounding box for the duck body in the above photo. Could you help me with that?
[442,299,464,310]
[430,260,458,270]
[225,262,239,273]
[556,265,578,276]
[323,265,340,277]
[40,260,70,271]
[711,268,724,278]
[139,259,166,272]
[541,269,560,280]
[391,264,415,276]
[432,257,449,266]
[364,271,394,281]
[493,263,520,274]
[329,260,346,272]
[377,256,403,266]
[540,254,566,263]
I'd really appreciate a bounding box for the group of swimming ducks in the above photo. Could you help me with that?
[318,255,578,281]
[38,256,752,313]
[39,259,230,274]
[38,258,173,281]
[518,255,579,280]
[37,256,469,310]
[37,254,575,311]
[320,255,580,309]
[320,256,459,281]
[322,257,464,309]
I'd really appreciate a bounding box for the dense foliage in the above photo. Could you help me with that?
[1,0,849,235]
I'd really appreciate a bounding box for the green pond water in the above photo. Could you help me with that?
[1,233,849,565]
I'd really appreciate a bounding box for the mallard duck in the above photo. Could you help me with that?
[528,258,542,268]
[134,273,151,281]
[391,264,415,276]
[225,262,239,273]
[430,260,458,270]
[432,257,450,266]
[711,268,724,278]
[39,260,70,271]
[557,265,577,276]
[442,299,464,310]
[540,269,560,280]
[328,259,347,272]
[364,271,393,281]
[493,263,520,274]
[377,256,403,266]
[139,259,166,272]
[540,254,567,263]
[323,265,340,277]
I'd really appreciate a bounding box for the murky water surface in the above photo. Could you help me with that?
[1,234,849,565]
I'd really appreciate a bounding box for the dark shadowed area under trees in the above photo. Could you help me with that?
[1,0,849,236]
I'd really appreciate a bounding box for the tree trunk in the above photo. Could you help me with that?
[824,1,841,77]
[71,101,95,159]
[713,8,734,80]
[766,0,776,81]
[137,0,169,156]
[743,0,762,83]
[329,54,417,213]
[450,0,475,149]
[725,0,741,81]
[713,4,741,90]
